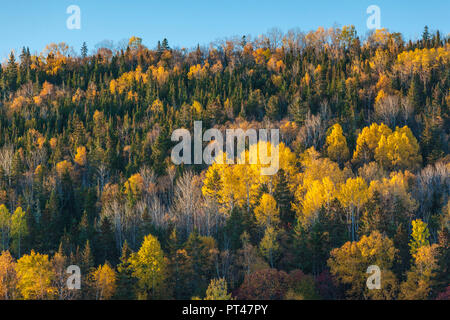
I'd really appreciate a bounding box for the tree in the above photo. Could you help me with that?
[0,205,10,251]
[115,242,136,299]
[0,251,17,299]
[254,194,280,228]
[237,269,288,300]
[74,146,87,167]
[375,126,422,171]
[328,231,398,299]
[91,263,117,300]
[204,278,232,300]
[5,52,18,92]
[285,270,320,300]
[81,42,88,58]
[400,244,439,299]
[16,250,56,299]
[10,207,27,257]
[273,169,295,227]
[409,219,430,257]
[265,95,280,120]
[326,123,349,164]
[259,226,279,268]
[353,123,392,164]
[130,234,166,299]
[337,177,368,241]
[51,245,76,300]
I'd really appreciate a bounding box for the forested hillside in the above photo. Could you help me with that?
[0,26,448,300]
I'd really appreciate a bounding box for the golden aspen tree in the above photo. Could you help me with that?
[259,226,279,268]
[353,123,392,163]
[91,263,117,300]
[409,219,430,257]
[10,207,27,257]
[0,251,17,299]
[204,278,232,300]
[400,244,439,299]
[124,173,144,198]
[374,126,422,171]
[338,177,369,241]
[254,194,280,228]
[130,234,166,299]
[326,123,350,164]
[16,251,56,299]
[296,177,336,227]
[55,160,73,178]
[74,146,87,166]
[328,231,397,299]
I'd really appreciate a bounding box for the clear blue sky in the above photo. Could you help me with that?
[0,0,449,61]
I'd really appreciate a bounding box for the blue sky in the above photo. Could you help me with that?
[0,0,449,61]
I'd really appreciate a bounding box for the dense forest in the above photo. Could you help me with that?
[0,26,448,300]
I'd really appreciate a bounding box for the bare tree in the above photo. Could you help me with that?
[170,171,203,238]
[101,197,125,252]
[415,162,450,224]
[298,107,328,150]
[375,95,400,127]
[0,145,14,186]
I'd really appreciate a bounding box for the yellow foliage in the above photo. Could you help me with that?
[0,251,17,299]
[254,194,280,227]
[49,138,58,149]
[187,62,209,80]
[16,251,56,299]
[55,160,73,177]
[125,173,144,197]
[253,48,271,64]
[374,126,422,170]
[91,263,117,300]
[74,146,87,166]
[338,177,369,210]
[328,231,397,299]
[414,244,439,278]
[110,66,148,94]
[267,57,285,72]
[149,65,169,85]
[326,123,350,163]
[395,44,450,80]
[353,123,392,162]
[192,100,203,114]
[298,177,336,225]
[130,234,166,298]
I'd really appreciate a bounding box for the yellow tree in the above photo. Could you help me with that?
[328,231,398,299]
[204,278,232,300]
[338,177,369,241]
[10,207,28,257]
[130,234,166,299]
[259,226,279,268]
[0,250,17,299]
[353,123,392,164]
[91,263,117,300]
[375,126,422,171]
[409,219,430,257]
[326,123,350,164]
[400,244,439,299]
[74,146,87,166]
[296,177,336,227]
[254,194,280,228]
[124,173,144,198]
[16,251,56,299]
[55,160,73,178]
